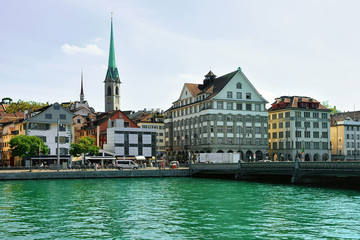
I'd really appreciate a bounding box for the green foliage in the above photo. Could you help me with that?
[5,99,48,113]
[70,136,100,157]
[322,100,341,115]
[1,97,12,103]
[10,135,49,158]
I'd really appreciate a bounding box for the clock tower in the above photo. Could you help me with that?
[104,15,121,112]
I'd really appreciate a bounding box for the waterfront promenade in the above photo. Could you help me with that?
[0,167,190,180]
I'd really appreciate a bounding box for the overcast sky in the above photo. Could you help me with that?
[1,0,359,112]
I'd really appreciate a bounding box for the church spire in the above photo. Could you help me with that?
[105,13,120,83]
[104,13,121,112]
[108,13,116,69]
[80,68,84,103]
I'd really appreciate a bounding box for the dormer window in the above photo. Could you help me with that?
[236,82,242,89]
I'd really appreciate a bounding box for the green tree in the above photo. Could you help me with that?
[322,100,341,115]
[10,135,49,159]
[70,136,100,157]
[5,99,48,113]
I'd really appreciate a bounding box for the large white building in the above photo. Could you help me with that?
[24,102,74,163]
[165,68,269,162]
[268,96,331,161]
[103,119,156,157]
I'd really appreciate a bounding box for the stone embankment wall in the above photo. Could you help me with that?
[0,169,190,181]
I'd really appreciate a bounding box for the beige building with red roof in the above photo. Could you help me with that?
[268,96,331,161]
[165,68,269,162]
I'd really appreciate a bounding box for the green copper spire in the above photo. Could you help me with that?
[105,13,121,83]
[108,16,116,69]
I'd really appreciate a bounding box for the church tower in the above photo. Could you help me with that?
[80,69,85,103]
[104,15,121,112]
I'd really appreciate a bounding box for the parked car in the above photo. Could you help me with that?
[115,160,139,170]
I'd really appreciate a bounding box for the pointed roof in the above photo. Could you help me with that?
[104,17,121,83]
[80,69,84,102]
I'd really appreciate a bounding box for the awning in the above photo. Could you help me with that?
[135,156,146,161]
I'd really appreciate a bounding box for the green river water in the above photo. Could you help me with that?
[0,177,359,239]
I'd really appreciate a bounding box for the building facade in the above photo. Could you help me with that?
[268,96,331,161]
[331,113,360,160]
[165,68,268,162]
[24,103,74,158]
[103,119,156,157]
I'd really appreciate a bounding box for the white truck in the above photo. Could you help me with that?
[197,153,241,163]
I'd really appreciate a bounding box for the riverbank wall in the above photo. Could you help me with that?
[0,169,190,180]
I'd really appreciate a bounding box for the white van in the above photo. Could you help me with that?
[115,160,139,170]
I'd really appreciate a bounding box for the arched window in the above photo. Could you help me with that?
[236,82,242,89]
[115,86,119,95]
[107,86,111,96]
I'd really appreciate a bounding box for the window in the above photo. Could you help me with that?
[322,122,327,128]
[295,131,301,137]
[115,86,119,95]
[279,122,283,128]
[217,126,223,133]
[246,93,251,99]
[305,142,311,150]
[29,123,50,131]
[77,119,81,124]
[236,126,242,133]
[285,112,290,118]
[217,102,223,109]
[227,138,233,144]
[279,142,284,149]
[255,127,261,134]
[107,86,111,96]
[295,112,301,117]
[45,114,52,119]
[313,131,319,138]
[313,112,319,118]
[60,114,66,120]
[272,142,277,149]
[279,132,284,138]
[322,132,328,138]
[59,124,66,132]
[236,82,242,89]
[236,92,242,99]
[218,137,223,144]
[246,116,251,122]
[217,115,223,121]
[227,126,233,133]
[272,123,277,129]
[304,112,310,118]
[255,104,260,111]
[226,115,232,121]
[305,131,311,138]
[321,113,328,119]
[256,139,261,145]
[227,92,233,98]
[246,104,251,111]
[272,114,277,120]
[286,131,290,138]
[295,121,301,128]
[285,122,290,128]
[279,113,284,119]
[313,122,319,128]
[56,136,69,144]
[272,132,277,139]
[314,142,320,149]
[236,104,242,110]
[304,122,310,128]
[54,105,60,110]
[322,142,328,150]
[236,116,242,122]
[227,102,233,110]
[246,127,252,134]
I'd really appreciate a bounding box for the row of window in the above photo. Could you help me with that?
[345,126,360,131]
[271,111,328,119]
[173,137,264,146]
[173,115,267,128]
[45,113,67,120]
[269,121,328,129]
[269,131,328,139]
[271,141,329,150]
[226,91,252,100]
[28,123,67,131]
[346,142,360,148]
